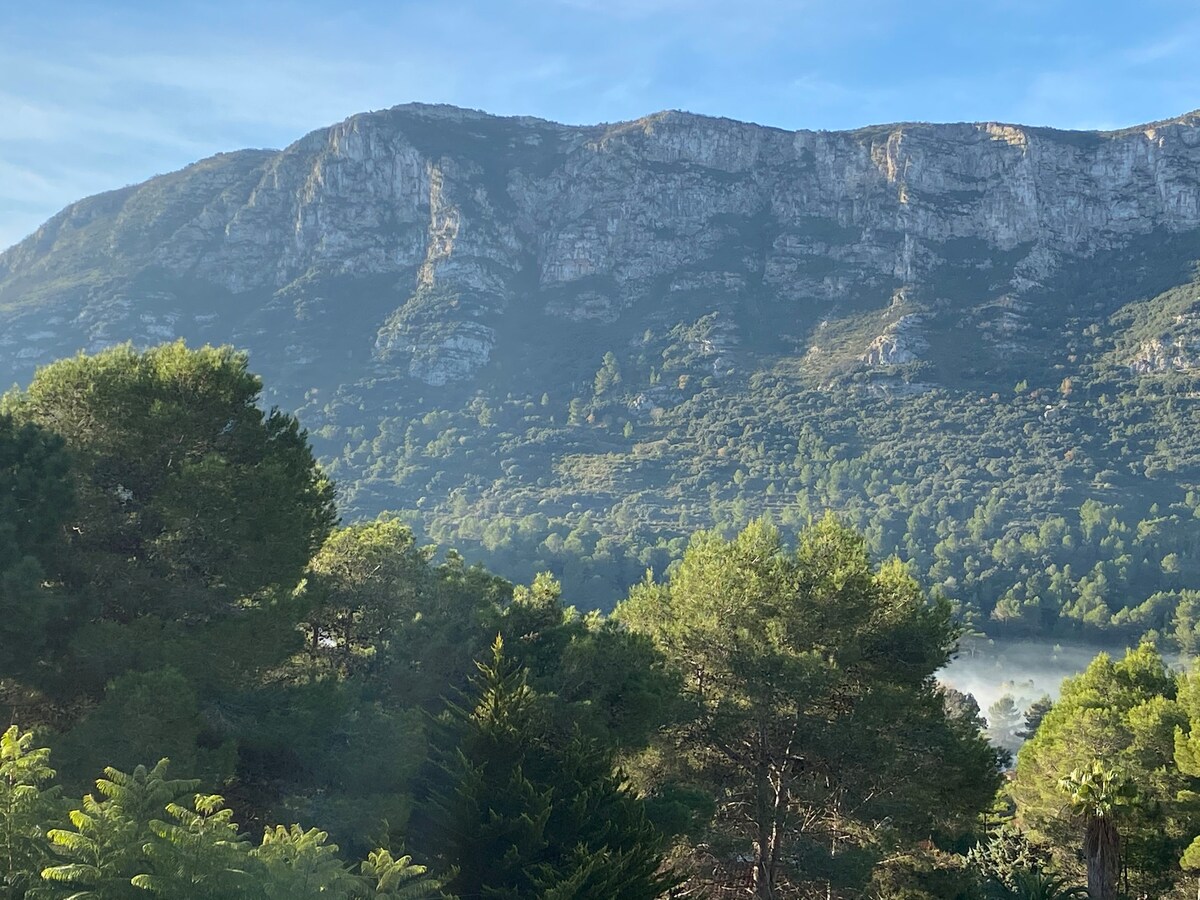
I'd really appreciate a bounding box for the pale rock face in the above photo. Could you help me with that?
[1130,336,1200,373]
[862,314,929,366]
[545,290,622,322]
[409,325,496,386]
[6,105,1200,386]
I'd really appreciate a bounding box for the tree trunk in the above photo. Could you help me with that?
[751,747,786,900]
[1085,817,1119,900]
[751,769,778,900]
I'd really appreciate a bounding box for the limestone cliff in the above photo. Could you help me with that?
[4,104,1200,391]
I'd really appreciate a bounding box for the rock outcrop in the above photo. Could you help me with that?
[862,314,929,367]
[4,104,1200,390]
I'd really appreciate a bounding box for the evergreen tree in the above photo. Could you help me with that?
[55,668,237,787]
[2,341,336,627]
[416,636,676,899]
[0,414,73,678]
[988,694,1025,751]
[617,516,1004,899]
[1018,696,1054,741]
[1011,645,1195,897]
[299,517,437,677]
[499,573,680,753]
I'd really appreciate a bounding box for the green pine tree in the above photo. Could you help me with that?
[0,414,73,679]
[416,636,676,899]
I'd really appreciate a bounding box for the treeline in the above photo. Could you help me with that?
[2,341,1200,898]
[307,311,1200,640]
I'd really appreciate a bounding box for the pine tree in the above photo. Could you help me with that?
[2,341,336,625]
[617,516,1003,898]
[417,636,676,899]
[0,414,73,678]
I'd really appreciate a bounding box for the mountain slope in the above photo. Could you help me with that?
[3,103,1200,631]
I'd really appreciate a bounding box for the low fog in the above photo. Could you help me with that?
[939,639,1108,717]
[940,638,1187,752]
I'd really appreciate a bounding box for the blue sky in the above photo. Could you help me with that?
[2,0,1197,250]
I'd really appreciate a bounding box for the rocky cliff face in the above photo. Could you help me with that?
[4,104,1200,392]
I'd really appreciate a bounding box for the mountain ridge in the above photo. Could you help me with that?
[6,100,1200,388]
[2,101,1200,627]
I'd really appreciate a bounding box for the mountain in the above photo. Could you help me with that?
[3,103,1200,631]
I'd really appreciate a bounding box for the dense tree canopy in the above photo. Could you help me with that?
[1011,645,1200,897]
[1,341,336,623]
[413,637,677,899]
[617,516,1004,898]
[0,414,73,677]
[22,341,1198,897]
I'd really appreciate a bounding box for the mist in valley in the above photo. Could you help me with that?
[939,638,1186,751]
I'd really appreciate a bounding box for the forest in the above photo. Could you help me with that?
[2,340,1200,899]
[301,268,1200,648]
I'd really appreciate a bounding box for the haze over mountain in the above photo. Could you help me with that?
[3,102,1199,626]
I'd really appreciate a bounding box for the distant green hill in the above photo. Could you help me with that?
[2,104,1199,635]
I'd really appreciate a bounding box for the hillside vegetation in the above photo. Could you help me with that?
[310,255,1200,643]
[4,342,1200,897]
[2,106,1200,643]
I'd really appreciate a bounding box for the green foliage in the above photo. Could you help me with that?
[1057,761,1136,822]
[0,726,61,897]
[130,794,253,898]
[1181,834,1200,871]
[0,340,1117,896]
[0,343,350,827]
[40,759,197,899]
[967,824,1052,890]
[593,351,621,397]
[252,825,366,900]
[0,414,73,677]
[230,680,424,857]
[360,849,445,899]
[1057,763,1134,900]
[0,730,446,900]
[416,636,677,899]
[0,415,72,567]
[297,255,1200,639]
[987,695,1025,753]
[1011,645,1197,896]
[2,340,336,626]
[987,869,1088,900]
[298,517,437,677]
[55,668,237,788]
[1018,696,1054,742]
[617,516,1004,896]
[497,572,680,752]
